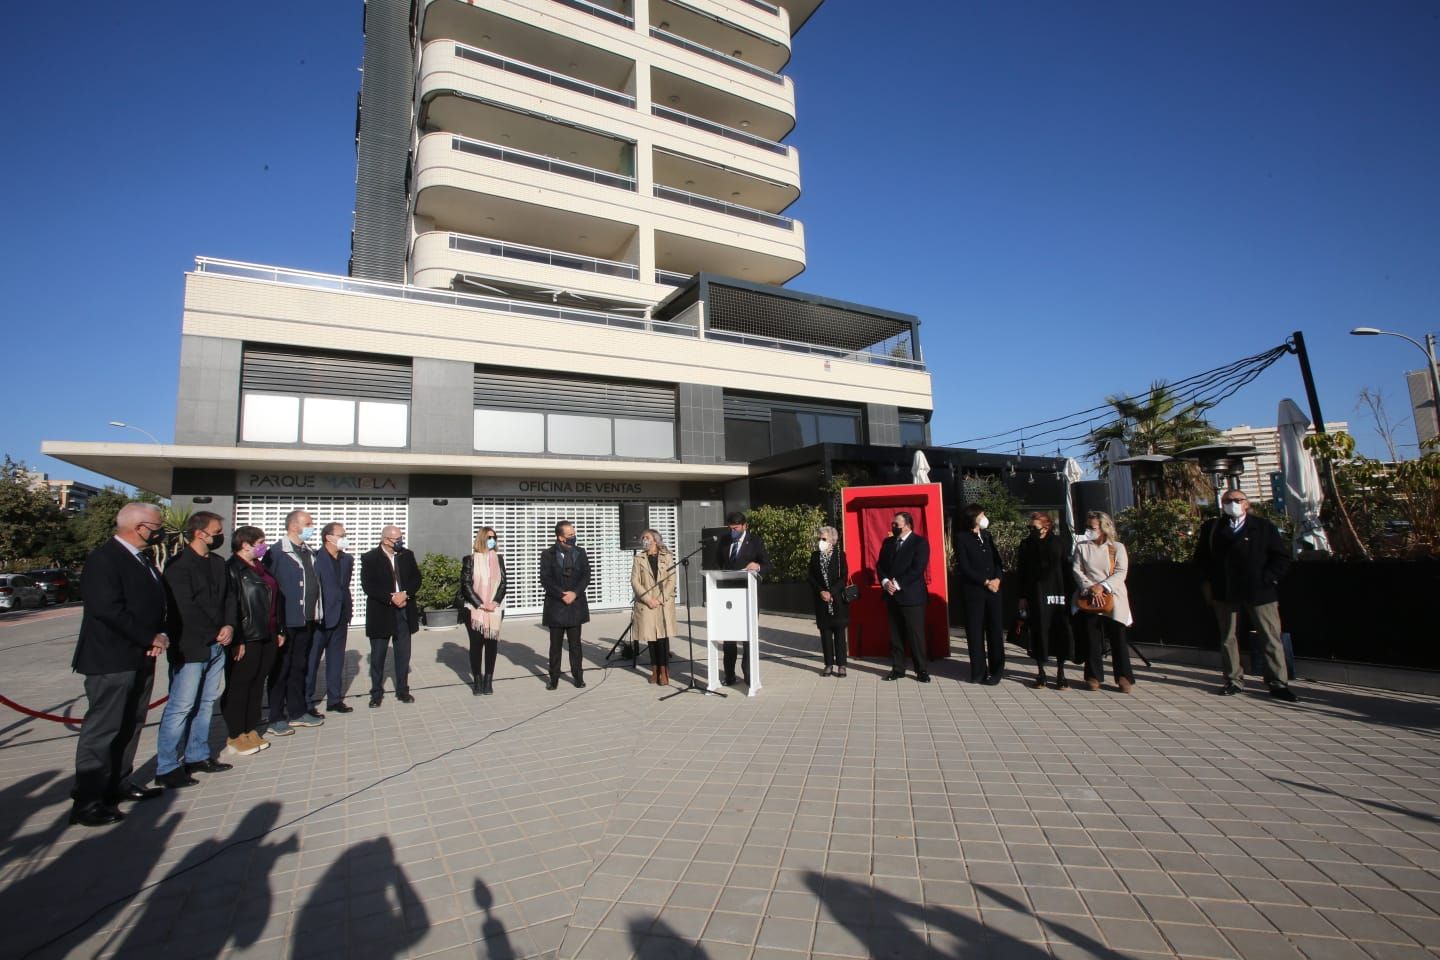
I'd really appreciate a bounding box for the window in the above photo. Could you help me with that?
[302,398,356,445]
[900,416,928,446]
[358,402,409,447]
[725,418,770,462]
[549,415,614,456]
[476,410,545,453]
[241,395,301,443]
[770,409,860,455]
[615,418,675,459]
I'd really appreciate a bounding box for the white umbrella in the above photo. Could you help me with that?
[1062,457,1084,532]
[1105,438,1135,514]
[1277,398,1331,555]
[910,449,931,484]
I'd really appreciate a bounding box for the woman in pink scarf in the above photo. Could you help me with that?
[460,527,508,696]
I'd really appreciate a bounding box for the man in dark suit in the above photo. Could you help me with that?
[540,520,591,689]
[263,509,326,734]
[155,511,238,790]
[361,525,421,707]
[876,511,931,682]
[715,511,771,686]
[1194,490,1297,701]
[69,502,170,826]
[307,521,355,714]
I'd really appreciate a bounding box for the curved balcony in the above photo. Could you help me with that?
[652,0,791,69]
[411,231,667,303]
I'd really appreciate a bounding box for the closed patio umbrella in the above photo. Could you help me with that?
[1277,398,1330,555]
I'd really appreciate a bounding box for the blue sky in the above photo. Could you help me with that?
[2,1,1437,489]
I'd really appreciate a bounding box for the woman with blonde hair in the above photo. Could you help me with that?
[631,529,678,685]
[460,527,508,696]
[807,525,850,677]
[1072,511,1135,693]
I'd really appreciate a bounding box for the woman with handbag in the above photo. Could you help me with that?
[1072,511,1135,693]
[460,527,508,696]
[630,529,678,685]
[1017,511,1075,689]
[807,526,851,677]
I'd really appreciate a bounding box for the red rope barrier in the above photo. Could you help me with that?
[0,694,168,724]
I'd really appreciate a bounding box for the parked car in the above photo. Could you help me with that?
[25,569,77,604]
[0,575,46,611]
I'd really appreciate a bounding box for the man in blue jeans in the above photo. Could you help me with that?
[156,511,238,788]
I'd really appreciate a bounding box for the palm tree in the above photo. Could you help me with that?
[1086,381,1220,501]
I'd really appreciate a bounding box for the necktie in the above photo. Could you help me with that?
[137,551,160,581]
[730,541,739,563]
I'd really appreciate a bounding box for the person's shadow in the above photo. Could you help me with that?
[628,916,710,959]
[0,769,69,861]
[473,878,517,959]
[6,789,183,957]
[435,640,475,685]
[291,836,428,959]
[111,801,297,956]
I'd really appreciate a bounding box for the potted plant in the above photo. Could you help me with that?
[415,552,462,629]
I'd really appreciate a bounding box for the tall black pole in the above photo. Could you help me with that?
[1289,331,1327,434]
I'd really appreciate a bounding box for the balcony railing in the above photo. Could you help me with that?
[447,233,640,280]
[655,269,692,287]
[649,27,783,84]
[194,258,696,337]
[651,104,788,156]
[739,0,780,13]
[550,0,633,28]
[450,135,637,191]
[653,183,793,230]
[704,329,927,371]
[452,44,635,108]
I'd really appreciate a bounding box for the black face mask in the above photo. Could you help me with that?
[208,533,225,550]
[562,536,578,548]
[142,525,165,547]
[891,523,903,537]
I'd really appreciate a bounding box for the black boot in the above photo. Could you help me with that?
[482,675,493,695]
[472,679,482,696]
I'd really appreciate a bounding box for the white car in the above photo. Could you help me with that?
[0,575,46,611]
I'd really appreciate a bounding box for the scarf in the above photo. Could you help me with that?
[819,549,834,615]
[469,551,503,637]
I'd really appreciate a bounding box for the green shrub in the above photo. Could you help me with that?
[746,503,826,582]
[415,552,462,609]
[1116,499,1202,563]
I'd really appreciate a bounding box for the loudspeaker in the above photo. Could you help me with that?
[1070,481,1112,528]
[620,502,649,550]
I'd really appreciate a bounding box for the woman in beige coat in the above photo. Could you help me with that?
[631,529,679,685]
[1072,511,1136,693]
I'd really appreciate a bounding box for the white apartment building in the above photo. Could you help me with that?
[1221,422,1347,504]
[46,0,936,617]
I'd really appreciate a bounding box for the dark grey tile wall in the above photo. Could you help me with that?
[679,497,725,604]
[866,403,901,446]
[411,358,477,455]
[407,496,474,564]
[175,335,243,446]
[678,384,725,463]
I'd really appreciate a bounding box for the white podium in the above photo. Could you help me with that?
[704,569,760,696]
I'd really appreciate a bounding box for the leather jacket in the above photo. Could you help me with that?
[227,555,278,644]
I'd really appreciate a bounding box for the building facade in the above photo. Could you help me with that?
[45,0,936,620]
[1220,421,1347,504]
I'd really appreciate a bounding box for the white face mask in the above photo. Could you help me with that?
[335,537,349,551]
[1223,501,1245,518]
[1081,529,1098,542]
[642,539,654,550]
[818,540,830,552]
[977,515,990,531]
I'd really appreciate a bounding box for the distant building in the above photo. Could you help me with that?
[1221,422,1347,503]
[1405,368,1438,447]
[24,471,103,513]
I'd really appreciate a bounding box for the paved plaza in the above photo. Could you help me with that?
[1,606,1438,960]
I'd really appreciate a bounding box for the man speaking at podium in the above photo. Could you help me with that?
[715,511,770,687]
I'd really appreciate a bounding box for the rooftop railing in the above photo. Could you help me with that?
[653,183,793,230]
[452,43,635,108]
[450,135,637,192]
[193,259,694,337]
[704,328,927,371]
[739,0,780,13]
[655,269,692,287]
[550,0,633,28]
[447,233,640,280]
[648,27,784,84]
[651,104,788,155]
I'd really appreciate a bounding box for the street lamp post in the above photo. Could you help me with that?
[108,420,161,444]
[1349,327,1440,441]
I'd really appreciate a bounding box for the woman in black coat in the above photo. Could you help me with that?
[1015,511,1075,689]
[954,502,1005,684]
[807,525,850,677]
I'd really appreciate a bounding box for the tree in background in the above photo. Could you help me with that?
[0,457,69,570]
[1085,381,1219,501]
[1307,431,1440,559]
[961,475,1027,569]
[746,504,826,582]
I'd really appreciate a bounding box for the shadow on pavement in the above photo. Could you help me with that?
[473,877,517,959]
[292,835,428,958]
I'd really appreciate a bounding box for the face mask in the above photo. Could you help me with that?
[562,535,577,547]
[730,528,743,540]
[891,523,902,537]
[207,533,225,550]
[642,538,654,550]
[978,516,990,531]
[485,538,496,550]
[141,525,165,547]
[393,539,405,551]
[1081,529,1098,542]
[818,540,830,552]
[299,527,316,543]
[1223,501,1245,518]
[253,542,269,559]
[335,537,349,551]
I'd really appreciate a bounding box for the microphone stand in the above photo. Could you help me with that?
[661,540,725,700]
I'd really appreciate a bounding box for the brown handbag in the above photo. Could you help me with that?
[1075,544,1117,614]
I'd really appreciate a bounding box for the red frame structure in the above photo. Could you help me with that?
[840,483,950,660]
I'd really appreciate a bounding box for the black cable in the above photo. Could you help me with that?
[21,665,615,959]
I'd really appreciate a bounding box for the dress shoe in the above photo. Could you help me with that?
[69,804,124,827]
[916,671,932,683]
[1270,686,1299,703]
[573,678,586,688]
[1085,678,1101,692]
[472,681,482,696]
[836,667,847,678]
[118,784,163,802]
[1055,677,1071,690]
[187,758,233,774]
[397,694,415,704]
[157,769,200,789]
[546,678,559,691]
[369,696,383,708]
[1032,675,1047,689]
[328,702,354,714]
[822,666,834,677]
[884,670,903,681]
[983,674,1002,686]
[482,677,494,695]
[1116,676,1134,694]
[723,674,736,687]
[1218,683,1242,696]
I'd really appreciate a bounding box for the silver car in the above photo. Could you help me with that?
[0,574,46,611]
